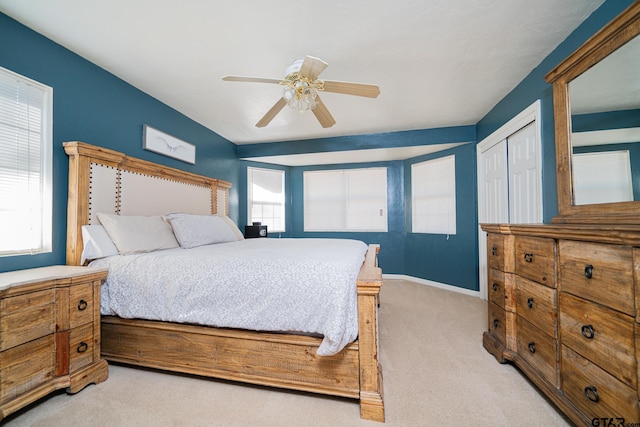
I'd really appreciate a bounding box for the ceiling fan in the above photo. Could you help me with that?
[222,55,380,128]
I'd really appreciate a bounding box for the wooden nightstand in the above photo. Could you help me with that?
[0,266,109,420]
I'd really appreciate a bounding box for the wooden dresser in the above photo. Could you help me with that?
[0,266,108,420]
[482,223,640,426]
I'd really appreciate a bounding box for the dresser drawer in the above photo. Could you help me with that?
[69,323,94,373]
[559,293,636,388]
[488,302,507,348]
[515,276,556,337]
[0,335,55,404]
[562,345,638,423]
[0,289,55,351]
[488,268,506,309]
[487,233,507,271]
[516,316,557,386]
[69,282,94,329]
[515,236,556,287]
[559,240,634,316]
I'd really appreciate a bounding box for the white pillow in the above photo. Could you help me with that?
[166,213,238,248]
[96,212,179,254]
[80,224,119,264]
[218,215,244,241]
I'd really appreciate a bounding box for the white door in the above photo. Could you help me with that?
[477,139,509,301]
[482,140,509,224]
[476,100,543,300]
[508,122,541,224]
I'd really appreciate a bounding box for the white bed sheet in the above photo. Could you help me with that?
[90,238,368,356]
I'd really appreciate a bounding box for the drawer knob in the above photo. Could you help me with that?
[491,246,497,256]
[584,264,593,280]
[527,297,534,309]
[77,299,88,311]
[77,341,89,353]
[493,319,499,329]
[492,283,498,292]
[584,385,599,403]
[523,253,533,263]
[528,342,536,353]
[581,324,595,339]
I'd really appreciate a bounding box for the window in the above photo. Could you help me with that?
[247,167,285,232]
[0,66,53,256]
[304,167,387,232]
[412,155,456,234]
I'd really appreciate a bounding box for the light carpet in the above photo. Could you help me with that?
[2,279,571,426]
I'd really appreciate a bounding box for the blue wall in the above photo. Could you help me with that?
[404,143,478,290]
[237,126,476,157]
[0,13,238,273]
[239,127,477,288]
[476,0,636,222]
[572,109,640,132]
[1,0,632,291]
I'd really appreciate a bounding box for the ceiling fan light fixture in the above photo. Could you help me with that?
[282,78,319,112]
[280,61,325,113]
[223,55,378,128]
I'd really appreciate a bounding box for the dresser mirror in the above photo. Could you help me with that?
[546,2,640,222]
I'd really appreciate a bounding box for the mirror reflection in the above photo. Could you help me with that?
[569,35,640,205]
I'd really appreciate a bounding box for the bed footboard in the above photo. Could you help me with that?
[356,244,384,422]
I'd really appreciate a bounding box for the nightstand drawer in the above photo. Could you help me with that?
[69,283,94,329]
[0,335,55,404]
[559,293,635,388]
[515,276,556,338]
[515,236,556,287]
[0,289,55,351]
[69,323,94,373]
[559,240,634,316]
[516,316,557,386]
[562,345,638,423]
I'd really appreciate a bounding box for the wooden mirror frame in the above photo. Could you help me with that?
[545,2,640,224]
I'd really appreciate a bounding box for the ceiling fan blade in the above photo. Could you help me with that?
[299,56,328,80]
[311,96,336,128]
[222,76,282,84]
[255,97,287,128]
[322,80,380,98]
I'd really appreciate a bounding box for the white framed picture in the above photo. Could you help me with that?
[143,125,196,164]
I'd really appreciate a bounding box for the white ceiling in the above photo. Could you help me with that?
[0,0,604,163]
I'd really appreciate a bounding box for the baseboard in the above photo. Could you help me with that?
[382,274,481,298]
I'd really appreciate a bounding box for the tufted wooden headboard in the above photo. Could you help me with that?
[64,141,231,266]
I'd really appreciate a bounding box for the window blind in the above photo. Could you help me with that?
[247,167,285,232]
[304,167,387,232]
[411,155,456,235]
[573,150,633,205]
[0,67,52,256]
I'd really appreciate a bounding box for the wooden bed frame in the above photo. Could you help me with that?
[64,141,385,422]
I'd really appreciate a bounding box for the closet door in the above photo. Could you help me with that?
[477,101,543,300]
[508,122,541,224]
[478,139,509,302]
[481,139,509,224]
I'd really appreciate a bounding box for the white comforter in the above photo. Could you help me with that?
[90,238,368,356]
